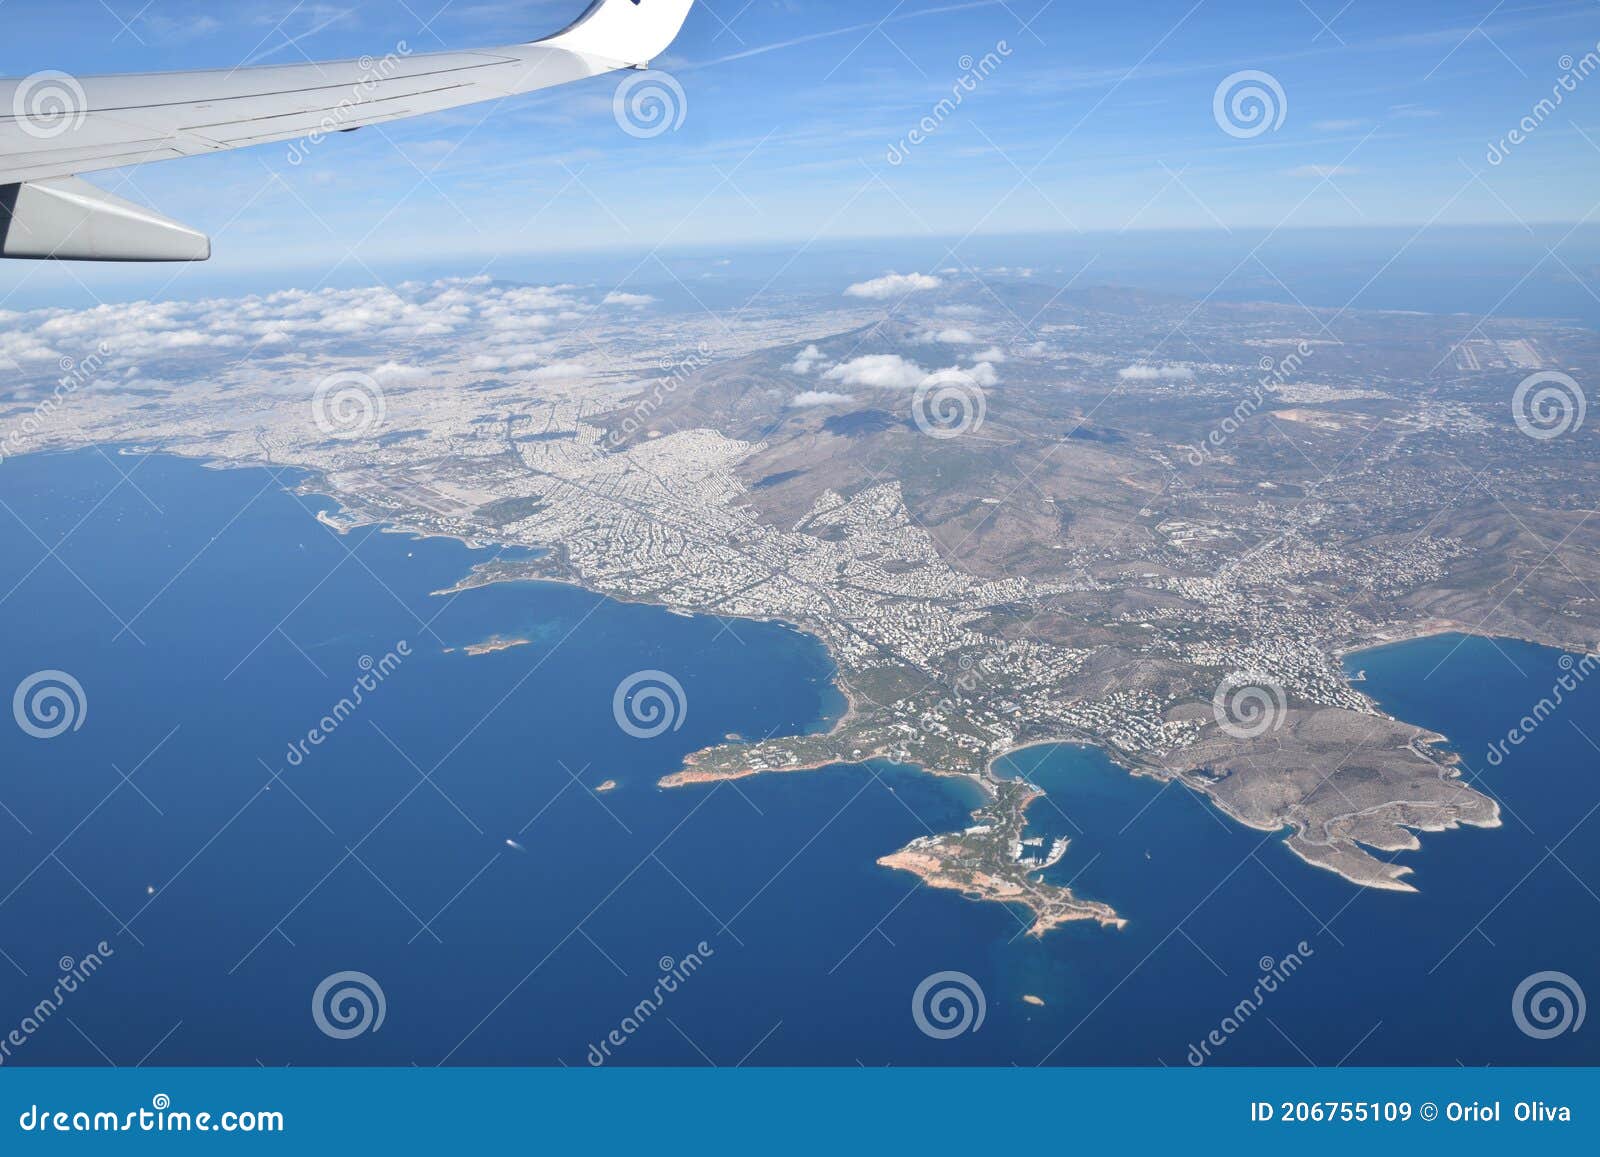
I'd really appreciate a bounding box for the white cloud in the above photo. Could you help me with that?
[969,346,1006,363]
[968,361,999,387]
[823,354,999,393]
[824,354,929,389]
[484,312,554,334]
[790,390,854,407]
[373,361,427,383]
[843,272,941,300]
[469,350,553,372]
[917,328,976,345]
[0,332,61,363]
[0,278,609,401]
[516,362,589,383]
[786,344,828,374]
[1118,363,1194,381]
[603,292,656,307]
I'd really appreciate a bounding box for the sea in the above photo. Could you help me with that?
[11,226,1600,328]
[0,448,1594,1066]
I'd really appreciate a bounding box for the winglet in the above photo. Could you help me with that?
[0,178,210,262]
[535,0,695,68]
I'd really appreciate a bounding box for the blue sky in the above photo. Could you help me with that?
[1,0,1598,284]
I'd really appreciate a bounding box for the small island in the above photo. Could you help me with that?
[444,635,532,657]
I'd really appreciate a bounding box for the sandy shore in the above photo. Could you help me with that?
[875,847,1126,937]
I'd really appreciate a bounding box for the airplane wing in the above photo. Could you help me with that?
[0,0,694,261]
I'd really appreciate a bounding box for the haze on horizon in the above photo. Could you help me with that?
[0,0,1595,306]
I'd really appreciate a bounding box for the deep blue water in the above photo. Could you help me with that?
[0,449,1594,1066]
[990,635,1600,1066]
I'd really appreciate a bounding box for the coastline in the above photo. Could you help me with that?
[98,448,1552,924]
[1334,619,1480,660]
[874,846,1126,937]
[1338,617,1595,664]
[654,684,1504,907]
[445,636,533,657]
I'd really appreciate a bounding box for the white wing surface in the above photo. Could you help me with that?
[0,0,694,260]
